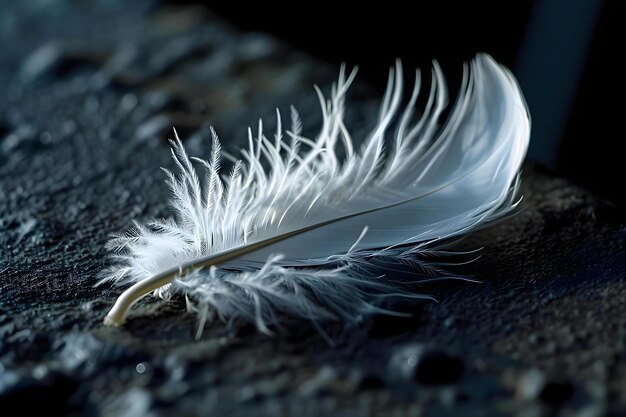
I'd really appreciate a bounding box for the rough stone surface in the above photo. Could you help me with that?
[1,1,625,416]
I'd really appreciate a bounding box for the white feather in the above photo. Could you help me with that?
[102,53,530,335]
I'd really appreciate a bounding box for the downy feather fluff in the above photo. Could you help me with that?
[102,53,530,335]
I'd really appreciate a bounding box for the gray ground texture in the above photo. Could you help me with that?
[1,1,625,416]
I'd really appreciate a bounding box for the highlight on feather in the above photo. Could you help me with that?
[101,53,530,336]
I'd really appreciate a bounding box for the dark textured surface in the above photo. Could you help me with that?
[1,2,625,416]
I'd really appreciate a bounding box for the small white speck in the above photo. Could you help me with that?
[32,365,48,379]
[407,355,418,367]
[135,362,146,374]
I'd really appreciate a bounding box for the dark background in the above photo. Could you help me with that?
[205,0,623,208]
